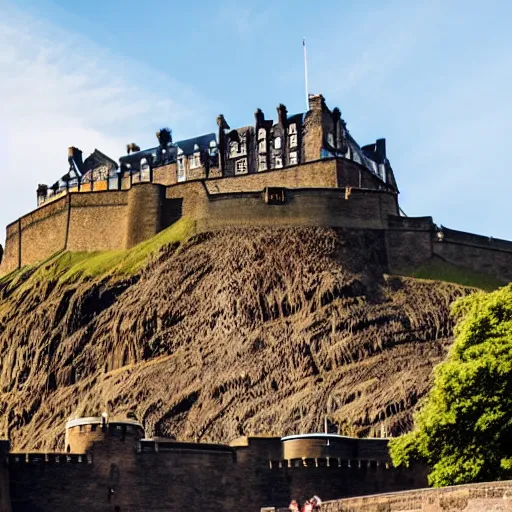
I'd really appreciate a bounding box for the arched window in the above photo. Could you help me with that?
[229,141,238,158]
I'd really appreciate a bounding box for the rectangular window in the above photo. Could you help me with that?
[289,152,298,165]
[188,154,201,169]
[275,156,283,169]
[288,123,297,134]
[236,158,248,175]
[177,158,186,182]
[289,134,298,148]
[259,140,266,153]
[258,156,267,172]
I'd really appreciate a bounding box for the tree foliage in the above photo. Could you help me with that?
[389,284,512,487]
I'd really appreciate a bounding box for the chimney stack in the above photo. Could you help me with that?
[277,104,288,126]
[68,147,83,169]
[308,94,325,112]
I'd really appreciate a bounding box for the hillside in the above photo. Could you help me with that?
[0,221,479,450]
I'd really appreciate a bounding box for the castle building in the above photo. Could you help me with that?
[1,93,512,284]
[0,415,427,512]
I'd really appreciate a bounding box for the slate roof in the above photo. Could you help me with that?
[175,133,217,155]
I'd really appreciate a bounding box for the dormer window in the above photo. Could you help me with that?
[288,123,297,134]
[274,137,282,150]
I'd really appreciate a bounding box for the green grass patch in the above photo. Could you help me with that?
[1,217,196,290]
[408,257,505,292]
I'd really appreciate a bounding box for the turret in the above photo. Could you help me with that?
[65,415,145,454]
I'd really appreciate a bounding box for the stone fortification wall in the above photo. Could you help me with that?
[203,159,339,194]
[433,228,512,283]
[196,189,398,232]
[321,480,512,511]
[385,216,434,274]
[67,191,129,252]
[125,183,166,248]
[5,438,427,512]
[1,158,512,285]
[0,191,132,274]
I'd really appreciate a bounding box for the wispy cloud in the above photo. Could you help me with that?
[0,3,217,242]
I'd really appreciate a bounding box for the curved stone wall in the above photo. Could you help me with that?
[126,183,166,248]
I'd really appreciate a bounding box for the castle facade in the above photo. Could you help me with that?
[1,93,512,284]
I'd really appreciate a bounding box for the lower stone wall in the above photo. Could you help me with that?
[322,480,512,511]
[434,240,512,283]
[196,189,398,232]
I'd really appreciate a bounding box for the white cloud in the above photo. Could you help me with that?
[0,4,217,244]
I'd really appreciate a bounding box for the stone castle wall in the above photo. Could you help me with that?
[4,440,428,512]
[1,159,512,284]
[321,480,512,511]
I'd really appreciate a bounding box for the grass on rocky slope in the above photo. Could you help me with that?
[0,217,195,289]
[406,257,504,292]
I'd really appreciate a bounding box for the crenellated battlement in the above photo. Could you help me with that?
[9,453,92,465]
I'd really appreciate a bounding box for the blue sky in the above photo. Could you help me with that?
[1,0,511,243]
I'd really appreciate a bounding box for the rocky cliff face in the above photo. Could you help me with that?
[0,227,471,450]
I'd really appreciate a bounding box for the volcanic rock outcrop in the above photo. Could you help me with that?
[0,227,472,450]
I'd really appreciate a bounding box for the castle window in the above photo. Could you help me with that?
[235,158,248,175]
[140,158,150,182]
[289,134,298,148]
[259,140,266,153]
[189,154,201,169]
[274,137,282,150]
[275,156,283,169]
[258,128,266,140]
[288,123,297,134]
[239,140,247,156]
[229,141,238,158]
[289,152,298,166]
[177,157,186,182]
[258,156,267,172]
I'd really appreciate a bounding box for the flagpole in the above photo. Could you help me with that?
[303,38,309,110]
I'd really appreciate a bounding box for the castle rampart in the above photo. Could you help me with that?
[1,421,428,512]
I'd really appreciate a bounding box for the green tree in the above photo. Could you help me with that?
[389,284,512,487]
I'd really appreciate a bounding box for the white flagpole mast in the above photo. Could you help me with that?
[303,38,309,110]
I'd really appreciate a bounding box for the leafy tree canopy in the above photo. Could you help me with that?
[389,284,512,487]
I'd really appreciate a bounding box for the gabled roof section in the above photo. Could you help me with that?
[82,149,118,174]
